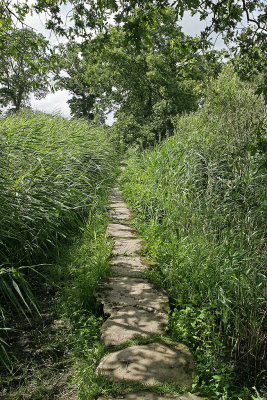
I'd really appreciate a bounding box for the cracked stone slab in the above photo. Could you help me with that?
[101,306,168,345]
[112,238,144,255]
[111,256,148,277]
[110,208,132,222]
[95,277,169,316]
[98,393,205,400]
[107,224,137,238]
[97,342,196,387]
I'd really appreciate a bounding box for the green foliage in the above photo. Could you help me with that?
[0,200,113,397]
[74,7,222,145]
[0,28,50,112]
[54,41,97,121]
[231,26,267,103]
[121,66,266,398]
[49,1,267,101]
[0,110,117,367]
[169,305,234,397]
[1,1,265,91]
[0,110,116,267]
[30,0,266,48]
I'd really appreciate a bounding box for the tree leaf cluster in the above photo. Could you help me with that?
[56,7,223,145]
[0,28,51,112]
[0,1,265,115]
[1,0,265,83]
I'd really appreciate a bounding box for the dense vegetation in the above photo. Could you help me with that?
[121,67,266,399]
[0,0,266,398]
[1,196,114,398]
[0,111,116,265]
[0,110,118,368]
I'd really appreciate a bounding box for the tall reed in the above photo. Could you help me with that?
[122,66,266,396]
[0,110,117,365]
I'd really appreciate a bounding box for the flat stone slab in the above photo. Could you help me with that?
[108,224,136,238]
[101,306,168,345]
[111,187,123,196]
[110,208,132,221]
[109,188,124,203]
[109,195,124,202]
[112,238,144,255]
[109,188,123,199]
[108,202,128,209]
[97,342,196,387]
[111,256,147,277]
[95,277,169,316]
[98,392,204,399]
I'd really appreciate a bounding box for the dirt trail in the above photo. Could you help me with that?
[95,165,205,400]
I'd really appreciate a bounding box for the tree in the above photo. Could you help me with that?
[72,7,222,145]
[55,41,96,120]
[30,1,266,38]
[1,1,265,91]
[35,1,266,101]
[2,1,265,54]
[0,28,50,112]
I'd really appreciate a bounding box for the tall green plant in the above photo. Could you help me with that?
[0,110,117,367]
[121,66,266,397]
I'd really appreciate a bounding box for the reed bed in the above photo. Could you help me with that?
[0,110,117,365]
[122,67,266,398]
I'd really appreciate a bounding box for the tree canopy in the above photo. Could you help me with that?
[1,1,265,102]
[0,28,51,112]
[55,7,223,144]
[0,0,265,117]
[55,41,96,120]
[2,1,266,51]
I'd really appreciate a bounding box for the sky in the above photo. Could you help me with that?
[26,3,225,122]
[25,2,72,118]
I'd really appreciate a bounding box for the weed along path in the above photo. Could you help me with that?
[95,167,205,400]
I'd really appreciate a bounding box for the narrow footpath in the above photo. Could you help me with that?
[95,166,205,400]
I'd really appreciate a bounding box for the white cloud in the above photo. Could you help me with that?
[180,11,208,36]
[24,1,72,46]
[30,90,71,118]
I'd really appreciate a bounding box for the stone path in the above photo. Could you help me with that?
[95,167,205,400]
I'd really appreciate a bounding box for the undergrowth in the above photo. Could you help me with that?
[121,66,266,399]
[0,197,113,398]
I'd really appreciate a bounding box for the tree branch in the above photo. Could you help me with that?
[242,0,267,32]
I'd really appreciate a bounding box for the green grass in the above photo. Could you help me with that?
[0,193,196,399]
[0,197,113,398]
[0,109,118,368]
[121,66,266,399]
